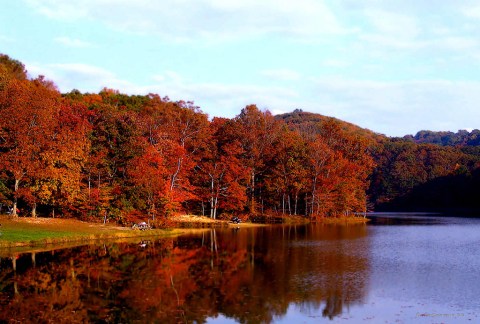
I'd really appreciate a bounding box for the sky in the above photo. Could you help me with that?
[1,0,480,136]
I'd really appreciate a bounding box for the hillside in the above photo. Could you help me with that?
[277,110,480,214]
[275,109,386,144]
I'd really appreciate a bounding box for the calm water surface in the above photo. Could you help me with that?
[0,214,479,323]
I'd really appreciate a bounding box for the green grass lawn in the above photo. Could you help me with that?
[0,215,195,248]
[0,225,79,242]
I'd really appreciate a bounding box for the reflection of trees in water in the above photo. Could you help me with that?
[0,224,370,322]
[244,224,370,321]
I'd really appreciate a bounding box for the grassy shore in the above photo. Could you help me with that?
[0,215,203,248]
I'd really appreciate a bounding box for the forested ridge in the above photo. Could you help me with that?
[279,110,480,213]
[1,54,479,223]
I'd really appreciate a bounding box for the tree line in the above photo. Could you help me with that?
[368,138,480,212]
[0,54,374,223]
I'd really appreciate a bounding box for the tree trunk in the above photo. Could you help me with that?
[250,171,256,214]
[32,202,37,218]
[13,179,19,217]
[170,158,182,191]
[213,196,218,219]
[88,174,91,197]
[210,197,214,218]
[210,175,215,218]
[152,202,155,220]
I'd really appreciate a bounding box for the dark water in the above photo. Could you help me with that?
[0,214,479,323]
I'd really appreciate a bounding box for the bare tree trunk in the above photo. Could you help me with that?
[170,158,182,191]
[210,197,214,218]
[32,202,37,218]
[210,175,214,218]
[88,174,91,197]
[13,179,19,217]
[212,196,218,220]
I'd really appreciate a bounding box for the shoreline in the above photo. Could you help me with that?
[0,214,368,251]
[0,215,206,250]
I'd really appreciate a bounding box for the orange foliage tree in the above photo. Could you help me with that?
[194,118,249,218]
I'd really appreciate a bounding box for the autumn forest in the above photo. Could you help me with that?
[2,54,480,224]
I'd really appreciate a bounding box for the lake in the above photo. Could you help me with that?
[0,213,479,323]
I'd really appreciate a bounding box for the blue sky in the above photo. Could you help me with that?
[2,0,480,136]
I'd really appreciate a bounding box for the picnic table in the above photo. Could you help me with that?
[132,221,151,230]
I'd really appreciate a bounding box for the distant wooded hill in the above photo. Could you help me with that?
[278,110,480,214]
[276,109,384,144]
[402,129,480,147]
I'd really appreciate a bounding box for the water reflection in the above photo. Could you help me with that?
[0,224,370,323]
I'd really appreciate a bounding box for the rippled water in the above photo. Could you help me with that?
[0,214,479,323]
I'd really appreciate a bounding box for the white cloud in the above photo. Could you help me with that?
[26,62,130,92]
[260,69,301,81]
[51,63,115,80]
[461,4,480,19]
[354,8,425,51]
[364,9,420,41]
[134,74,480,137]
[25,60,480,136]
[358,34,425,50]
[24,0,343,41]
[54,36,93,48]
[25,0,88,19]
[141,72,301,117]
[0,35,14,43]
[323,59,350,68]
[25,61,301,118]
[19,0,480,137]
[309,78,480,136]
[339,2,480,57]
